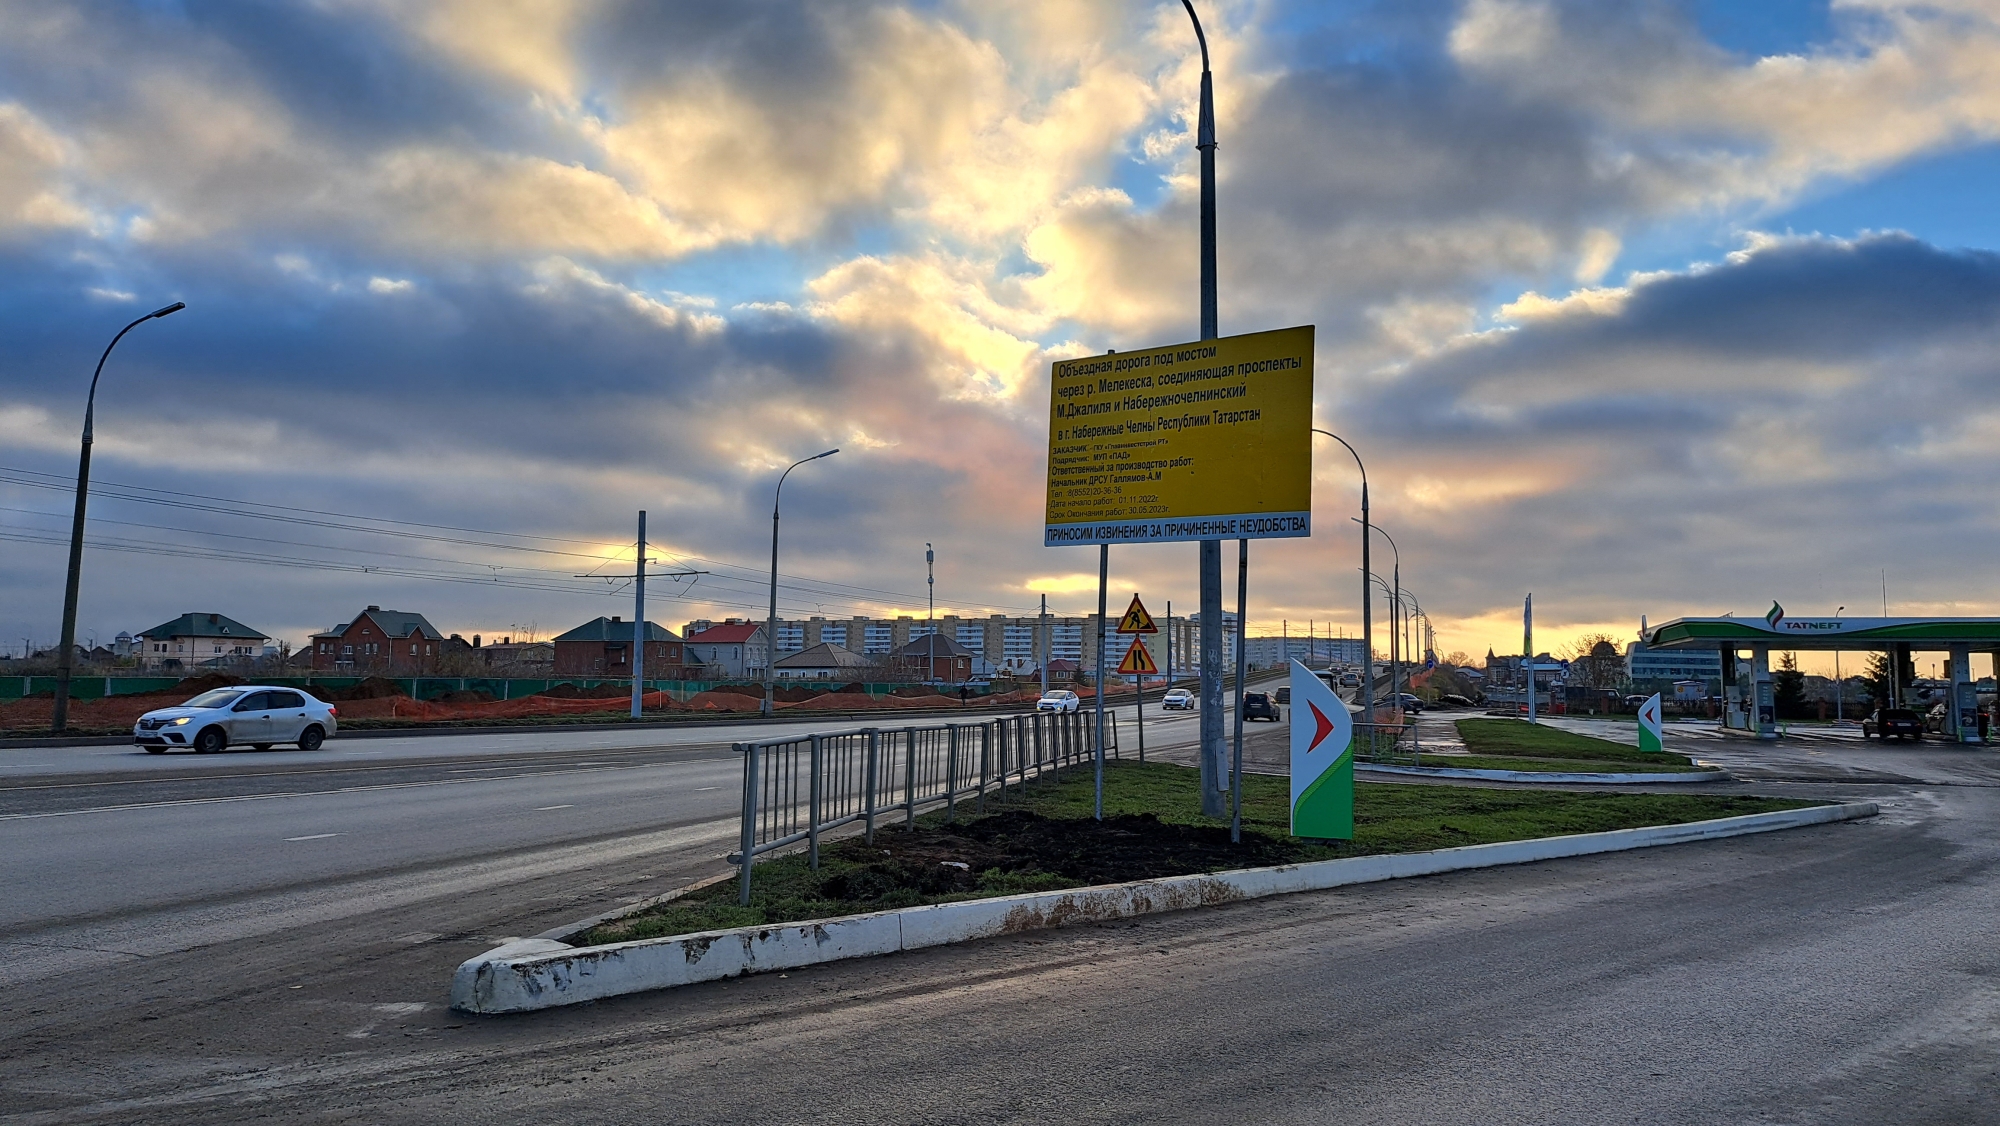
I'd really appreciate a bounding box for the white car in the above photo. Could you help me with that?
[1036,690,1081,713]
[1161,688,1196,710]
[134,685,339,754]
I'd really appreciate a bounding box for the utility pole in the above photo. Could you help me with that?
[1182,0,1226,818]
[926,543,936,684]
[764,449,838,715]
[1039,593,1049,696]
[576,527,702,721]
[1525,593,1536,724]
[633,511,646,719]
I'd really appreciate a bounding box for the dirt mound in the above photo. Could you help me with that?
[684,691,760,711]
[816,810,1294,904]
[706,683,766,699]
[432,688,496,704]
[534,682,629,700]
[317,677,409,701]
[787,691,885,710]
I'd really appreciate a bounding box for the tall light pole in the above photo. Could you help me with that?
[1356,519,1402,713]
[926,543,936,684]
[764,449,838,716]
[1314,429,1371,716]
[52,301,184,733]
[1180,0,1227,818]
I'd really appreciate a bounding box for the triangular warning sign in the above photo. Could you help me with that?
[1116,594,1158,634]
[1116,637,1158,675]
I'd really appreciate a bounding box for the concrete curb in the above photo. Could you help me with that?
[1359,763,1729,784]
[449,800,1877,1014]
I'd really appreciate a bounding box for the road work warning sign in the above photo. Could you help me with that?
[1116,594,1158,634]
[1116,638,1158,676]
[1044,325,1314,546]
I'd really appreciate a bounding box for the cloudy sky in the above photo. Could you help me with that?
[6,0,2000,669]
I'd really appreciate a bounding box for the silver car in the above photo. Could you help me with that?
[133,685,339,754]
[1161,688,1195,710]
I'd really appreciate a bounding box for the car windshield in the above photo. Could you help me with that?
[183,688,246,709]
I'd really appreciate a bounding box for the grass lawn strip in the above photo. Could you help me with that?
[1413,754,1715,774]
[586,760,1813,944]
[1456,718,1698,768]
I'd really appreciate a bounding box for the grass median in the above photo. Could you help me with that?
[584,759,1811,944]
[1453,718,1706,771]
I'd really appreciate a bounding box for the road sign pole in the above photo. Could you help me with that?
[1231,538,1248,843]
[1095,543,1108,821]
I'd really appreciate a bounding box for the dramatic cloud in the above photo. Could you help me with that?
[5,0,2000,661]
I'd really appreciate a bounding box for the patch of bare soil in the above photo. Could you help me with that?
[824,810,1293,896]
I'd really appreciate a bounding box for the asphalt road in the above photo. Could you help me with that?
[1,717,1995,1123]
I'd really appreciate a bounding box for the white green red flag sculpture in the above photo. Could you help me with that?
[1637,692,1665,753]
[1289,659,1354,839]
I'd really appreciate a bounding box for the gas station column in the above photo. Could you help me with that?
[1752,647,1777,740]
[1948,646,1981,744]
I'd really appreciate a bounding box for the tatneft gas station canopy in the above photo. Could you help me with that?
[1647,615,2000,650]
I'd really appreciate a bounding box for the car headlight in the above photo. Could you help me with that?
[170,716,191,726]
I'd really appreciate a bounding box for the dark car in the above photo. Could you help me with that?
[1438,693,1474,708]
[1275,686,1291,705]
[1243,692,1282,722]
[1396,692,1424,714]
[1862,708,1923,741]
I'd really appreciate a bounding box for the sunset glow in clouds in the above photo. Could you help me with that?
[8,0,2000,661]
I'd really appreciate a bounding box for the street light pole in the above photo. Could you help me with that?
[1181,0,1227,818]
[1354,518,1401,714]
[1314,429,1371,717]
[51,301,184,733]
[764,449,838,717]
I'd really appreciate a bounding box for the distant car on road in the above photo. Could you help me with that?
[1161,688,1195,710]
[1275,686,1291,704]
[1396,692,1425,714]
[1338,672,1361,688]
[1624,694,1650,711]
[134,686,338,754]
[1437,694,1474,708]
[1862,708,1922,741]
[1242,692,1281,722]
[1036,690,1081,714]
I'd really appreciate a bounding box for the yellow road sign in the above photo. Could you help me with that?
[1116,594,1158,634]
[1116,637,1158,676]
[1044,324,1314,546]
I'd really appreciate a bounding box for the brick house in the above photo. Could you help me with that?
[888,634,976,685]
[309,606,445,673]
[551,617,698,678]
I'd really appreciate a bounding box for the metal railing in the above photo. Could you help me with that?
[1352,720,1419,766]
[734,709,1115,903]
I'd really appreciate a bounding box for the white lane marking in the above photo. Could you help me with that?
[284,833,341,841]
[532,804,574,811]
[695,786,719,791]
[0,762,695,821]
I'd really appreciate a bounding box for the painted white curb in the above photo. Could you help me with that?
[1360,763,1728,784]
[449,801,1876,1014]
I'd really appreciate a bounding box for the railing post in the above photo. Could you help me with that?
[737,741,758,907]
[979,721,991,812]
[808,733,823,869]
[905,726,917,828]
[864,727,879,844]
[946,725,959,822]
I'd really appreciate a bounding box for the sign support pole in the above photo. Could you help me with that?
[1094,543,1108,821]
[632,511,646,719]
[1231,538,1248,843]
[1524,593,1536,724]
[1183,0,1227,820]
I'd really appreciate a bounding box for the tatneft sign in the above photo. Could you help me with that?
[1043,325,1314,546]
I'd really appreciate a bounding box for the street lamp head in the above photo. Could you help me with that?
[813,448,839,460]
[150,301,185,319]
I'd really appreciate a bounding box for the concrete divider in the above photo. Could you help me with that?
[449,800,1878,1014]
[1359,762,1729,784]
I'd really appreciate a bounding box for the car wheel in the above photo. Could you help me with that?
[193,726,227,753]
[298,725,325,752]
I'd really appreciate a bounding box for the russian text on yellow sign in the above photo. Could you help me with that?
[1116,637,1159,676]
[1116,594,1158,634]
[1044,325,1314,540]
